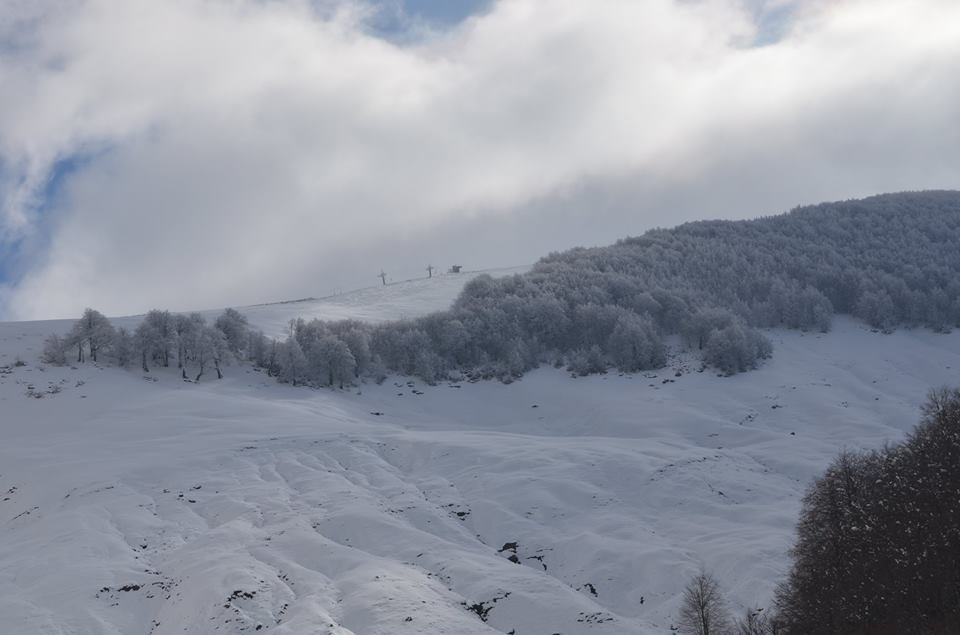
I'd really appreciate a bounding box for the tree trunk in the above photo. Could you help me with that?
[142,351,149,373]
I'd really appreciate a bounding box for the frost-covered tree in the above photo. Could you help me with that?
[338,325,371,378]
[194,325,228,381]
[309,336,356,388]
[112,327,136,368]
[173,313,201,369]
[683,309,737,351]
[66,321,86,363]
[277,336,308,386]
[66,308,115,363]
[856,289,896,332]
[215,308,250,355]
[607,313,665,371]
[567,345,607,377]
[40,334,68,366]
[248,330,275,372]
[703,322,772,376]
[134,321,155,372]
[140,309,175,368]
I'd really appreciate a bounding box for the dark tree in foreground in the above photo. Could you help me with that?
[776,387,960,634]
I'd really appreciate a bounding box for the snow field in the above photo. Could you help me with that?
[2,272,959,634]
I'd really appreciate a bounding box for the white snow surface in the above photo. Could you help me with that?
[202,266,530,338]
[2,270,960,634]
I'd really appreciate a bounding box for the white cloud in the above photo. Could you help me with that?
[1,0,959,319]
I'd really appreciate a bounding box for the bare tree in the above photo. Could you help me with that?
[677,571,733,635]
[735,608,780,635]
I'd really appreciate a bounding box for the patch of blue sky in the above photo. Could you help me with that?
[371,0,791,47]
[365,0,491,40]
[736,0,800,47]
[399,0,490,25]
[0,150,102,285]
[0,238,18,284]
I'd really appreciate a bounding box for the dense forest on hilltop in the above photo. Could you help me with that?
[351,190,960,382]
[548,189,960,333]
[43,191,960,384]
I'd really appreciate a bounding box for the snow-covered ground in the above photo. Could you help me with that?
[2,271,959,634]
[202,266,530,338]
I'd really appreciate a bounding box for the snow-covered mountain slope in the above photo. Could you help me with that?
[209,266,530,338]
[2,274,959,634]
[0,265,527,341]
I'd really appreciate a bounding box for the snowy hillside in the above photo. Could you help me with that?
[2,273,959,634]
[212,266,530,338]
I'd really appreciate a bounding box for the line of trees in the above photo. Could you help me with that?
[260,191,958,384]
[42,307,248,382]
[37,300,766,388]
[41,192,960,387]
[41,307,379,389]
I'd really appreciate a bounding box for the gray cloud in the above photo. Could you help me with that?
[1,0,959,319]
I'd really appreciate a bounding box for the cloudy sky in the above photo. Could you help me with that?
[1,0,959,320]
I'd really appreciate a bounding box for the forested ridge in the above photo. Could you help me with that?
[536,189,960,333]
[358,190,960,383]
[42,191,960,385]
